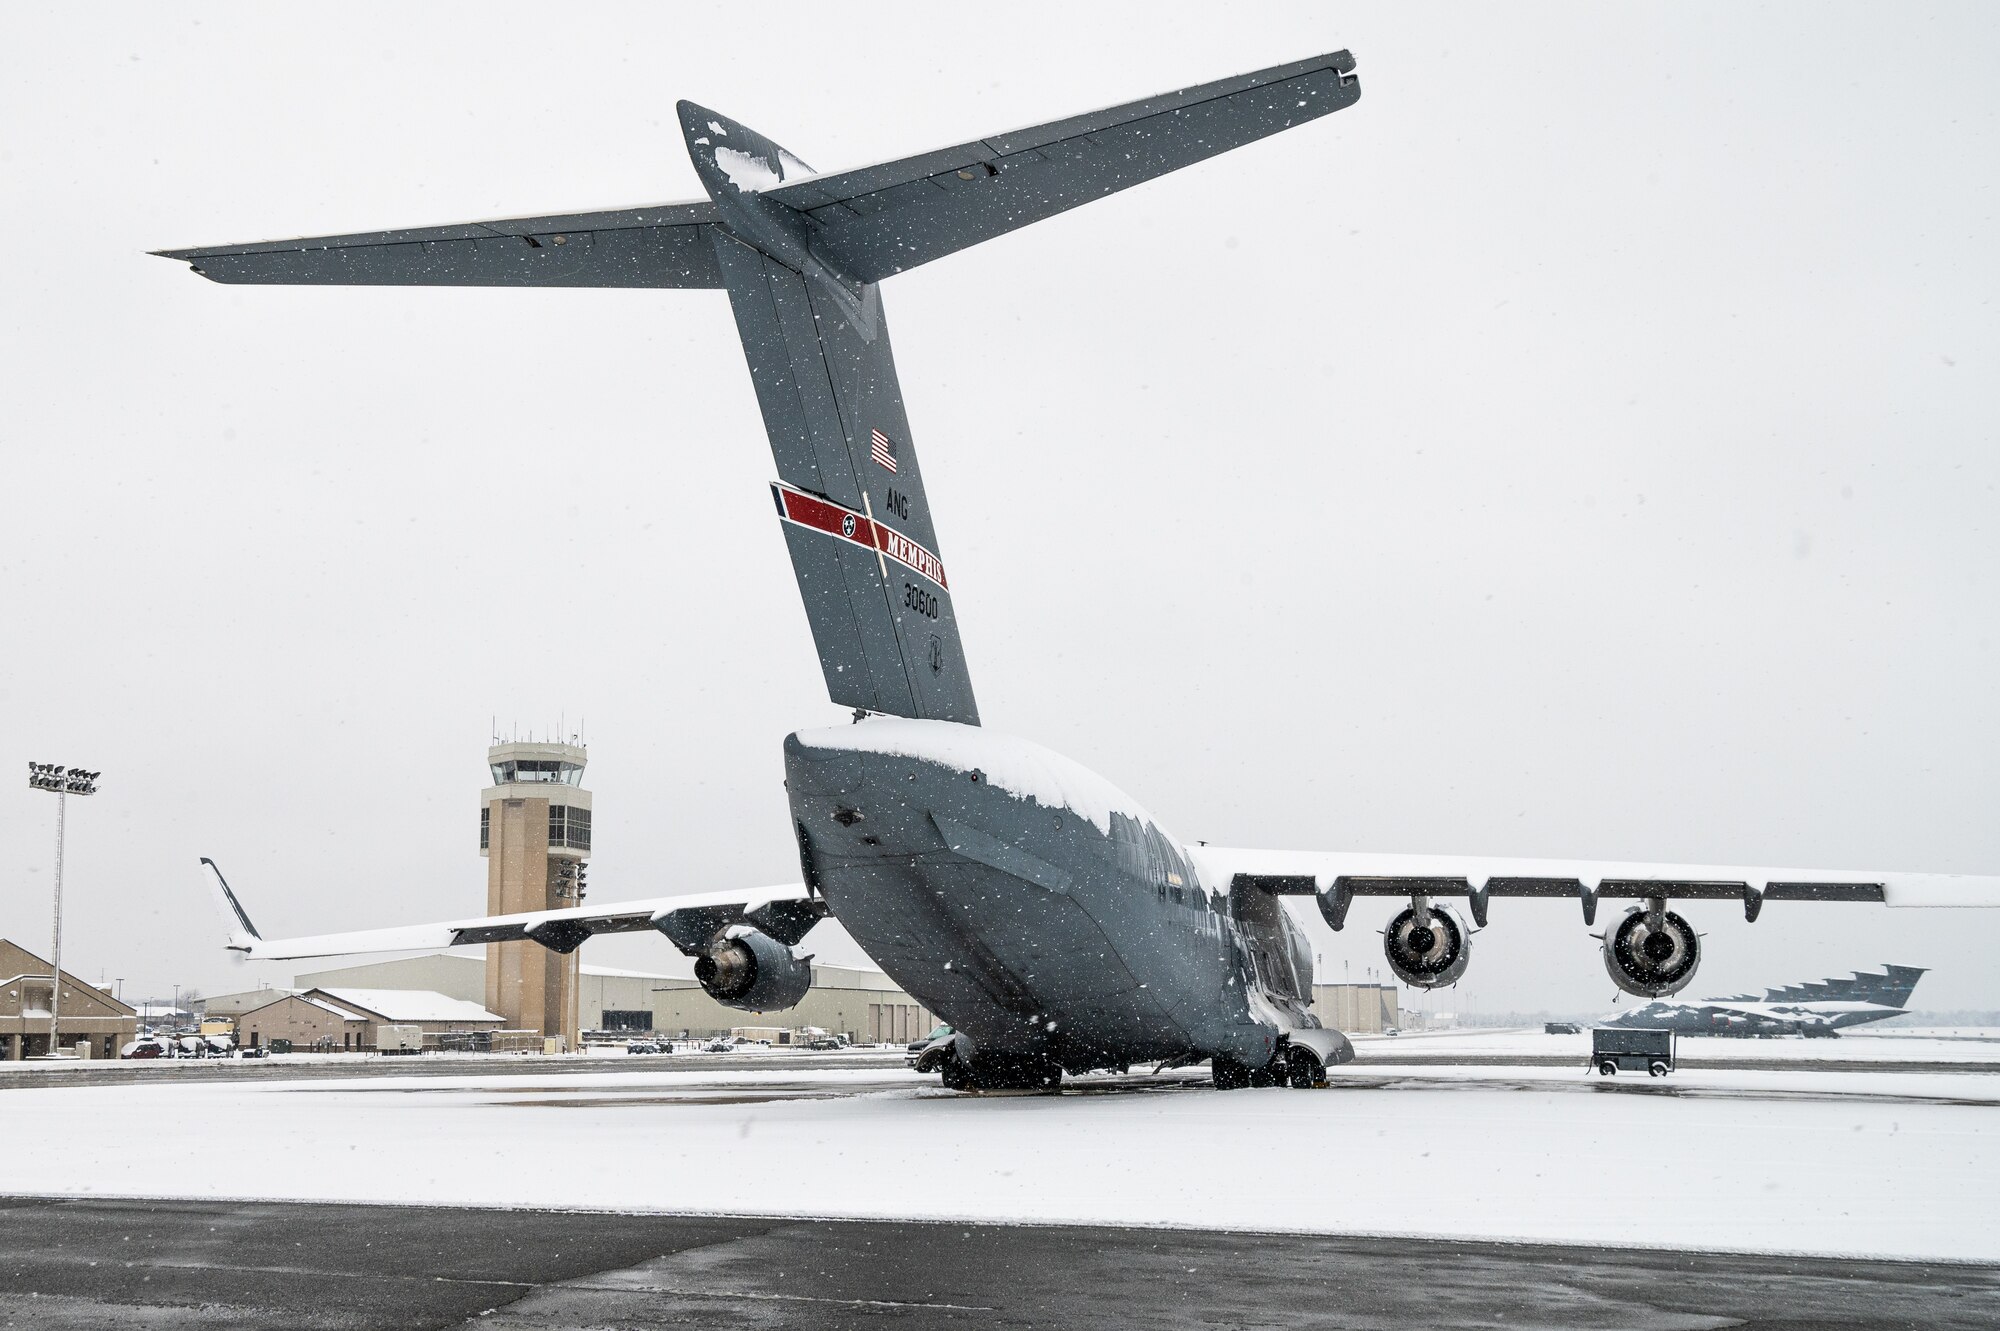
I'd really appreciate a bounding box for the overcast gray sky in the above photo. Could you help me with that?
[3,4,1996,1012]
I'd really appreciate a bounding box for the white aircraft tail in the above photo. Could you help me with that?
[199,857,261,953]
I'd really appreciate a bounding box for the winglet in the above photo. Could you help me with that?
[199,857,262,952]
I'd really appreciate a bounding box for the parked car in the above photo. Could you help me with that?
[237,1045,270,1059]
[624,1040,662,1055]
[1544,1021,1582,1035]
[906,1024,954,1068]
[120,1037,168,1060]
[805,1036,844,1051]
[701,1037,737,1053]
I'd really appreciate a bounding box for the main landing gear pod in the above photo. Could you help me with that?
[1601,902,1700,997]
[1382,898,1471,989]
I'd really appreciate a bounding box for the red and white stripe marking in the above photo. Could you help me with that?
[771,482,948,592]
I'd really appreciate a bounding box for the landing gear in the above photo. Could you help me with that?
[941,1050,1062,1092]
[1213,1049,1325,1090]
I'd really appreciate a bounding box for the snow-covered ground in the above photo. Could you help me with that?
[1352,1026,2000,1062]
[0,1058,1993,1262]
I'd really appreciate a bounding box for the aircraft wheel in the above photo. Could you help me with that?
[1286,1048,1325,1089]
[1597,1060,1617,1076]
[1211,1056,1252,1091]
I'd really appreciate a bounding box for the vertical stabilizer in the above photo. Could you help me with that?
[673,53,1359,723]
[683,102,980,723]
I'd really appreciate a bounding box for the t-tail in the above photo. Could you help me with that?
[156,52,1362,722]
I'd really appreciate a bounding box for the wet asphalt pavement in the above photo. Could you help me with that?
[2,1196,1996,1330]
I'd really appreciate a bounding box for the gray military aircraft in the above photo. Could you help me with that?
[1602,964,1926,1038]
[171,50,1997,1091]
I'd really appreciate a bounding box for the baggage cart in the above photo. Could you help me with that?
[1591,1026,1674,1077]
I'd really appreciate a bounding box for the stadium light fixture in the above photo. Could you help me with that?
[27,761,100,1057]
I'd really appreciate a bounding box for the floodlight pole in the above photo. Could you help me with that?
[50,785,67,1054]
[28,762,99,1058]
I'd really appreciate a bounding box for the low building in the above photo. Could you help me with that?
[646,965,935,1044]
[297,952,933,1045]
[202,987,301,1019]
[1311,982,1404,1034]
[235,987,503,1051]
[0,939,137,1060]
[234,992,365,1052]
[307,989,504,1048]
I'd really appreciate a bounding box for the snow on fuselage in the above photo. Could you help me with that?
[784,718,1297,1070]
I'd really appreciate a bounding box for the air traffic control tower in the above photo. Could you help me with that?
[480,741,591,1048]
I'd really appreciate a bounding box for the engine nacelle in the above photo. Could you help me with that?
[1601,906,1700,997]
[1383,902,1471,989]
[694,927,813,1011]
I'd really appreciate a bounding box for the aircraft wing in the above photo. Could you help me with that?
[200,858,820,961]
[768,48,1360,283]
[154,201,724,287]
[1186,846,1999,926]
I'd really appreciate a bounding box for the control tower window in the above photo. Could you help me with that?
[479,808,490,850]
[491,758,583,786]
[549,805,592,851]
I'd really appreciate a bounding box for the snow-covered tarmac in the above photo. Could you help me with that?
[1,1036,1994,1263]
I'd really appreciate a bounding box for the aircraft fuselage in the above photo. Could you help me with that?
[784,719,1312,1072]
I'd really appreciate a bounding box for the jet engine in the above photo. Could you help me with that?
[1383,900,1471,989]
[1601,904,1700,997]
[694,927,813,1011]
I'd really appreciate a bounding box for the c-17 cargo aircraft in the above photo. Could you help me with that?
[170,50,1996,1091]
[1603,964,1927,1038]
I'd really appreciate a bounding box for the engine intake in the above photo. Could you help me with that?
[1383,901,1471,989]
[694,927,813,1011]
[1602,904,1700,997]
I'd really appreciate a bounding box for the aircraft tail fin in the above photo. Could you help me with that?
[199,857,261,953]
[680,52,1360,723]
[1866,964,1927,1009]
[157,52,1363,727]
[1762,963,1928,1008]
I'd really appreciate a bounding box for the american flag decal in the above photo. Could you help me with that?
[869,428,898,473]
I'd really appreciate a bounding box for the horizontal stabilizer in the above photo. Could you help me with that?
[772,49,1359,282]
[155,202,723,287]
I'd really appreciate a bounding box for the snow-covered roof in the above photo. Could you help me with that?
[234,992,355,1022]
[307,988,502,1023]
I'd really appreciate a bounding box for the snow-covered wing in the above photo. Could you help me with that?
[199,859,817,961]
[1187,846,1999,927]
[767,49,1359,283]
[155,201,722,287]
